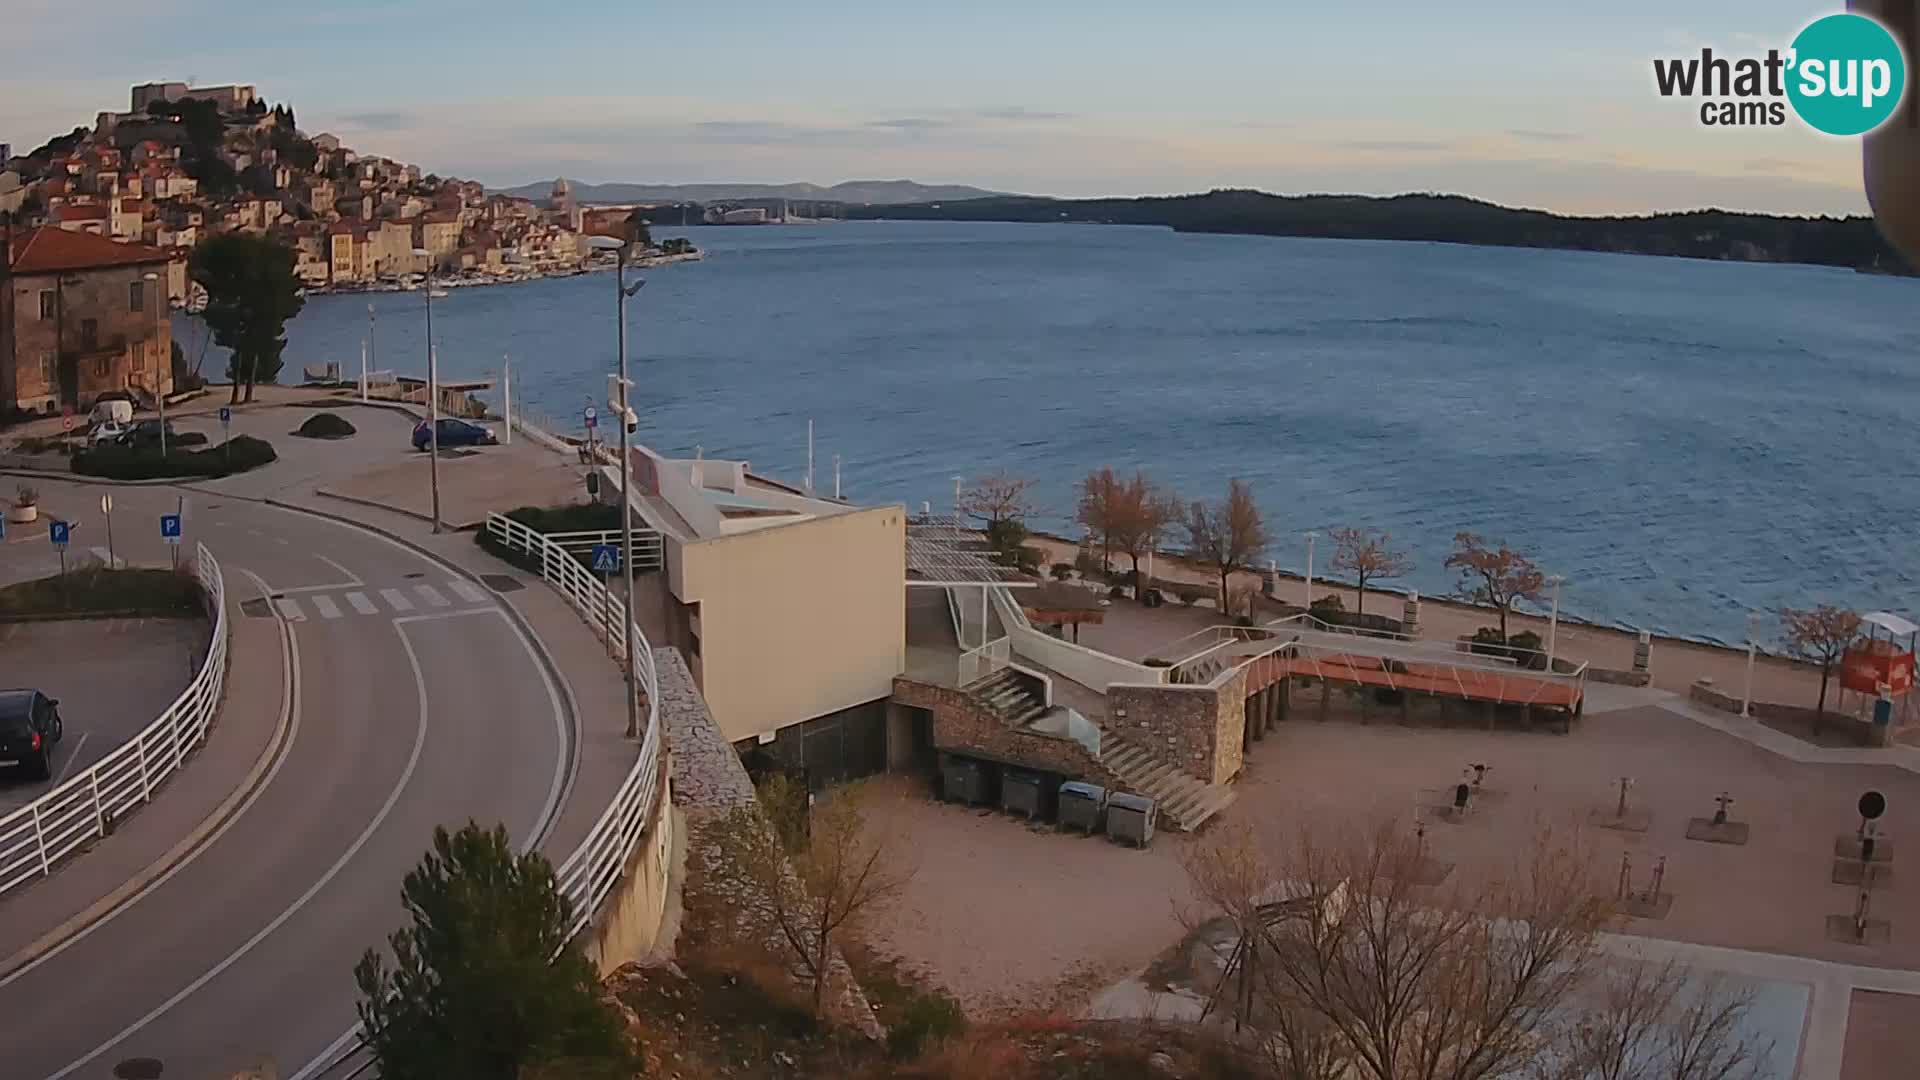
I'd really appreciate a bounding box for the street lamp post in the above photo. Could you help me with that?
[1546,574,1564,669]
[420,253,442,533]
[366,302,375,402]
[587,234,646,740]
[1304,531,1318,609]
[1742,613,1763,718]
[143,272,165,456]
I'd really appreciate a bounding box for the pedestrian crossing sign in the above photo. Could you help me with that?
[590,544,620,573]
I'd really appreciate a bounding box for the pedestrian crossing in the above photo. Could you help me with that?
[270,579,496,622]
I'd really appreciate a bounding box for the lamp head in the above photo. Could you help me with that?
[585,235,625,252]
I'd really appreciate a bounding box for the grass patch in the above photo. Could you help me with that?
[73,435,277,480]
[842,939,968,1059]
[0,566,204,618]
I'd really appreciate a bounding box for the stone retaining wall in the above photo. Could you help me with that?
[1108,667,1246,785]
[1688,678,1886,747]
[892,676,1122,791]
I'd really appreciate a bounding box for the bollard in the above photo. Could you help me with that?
[1403,590,1421,637]
[1633,630,1652,674]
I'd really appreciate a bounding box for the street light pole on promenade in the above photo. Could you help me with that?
[588,233,647,740]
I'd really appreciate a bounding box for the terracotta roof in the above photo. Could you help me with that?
[7,226,171,273]
[55,204,109,221]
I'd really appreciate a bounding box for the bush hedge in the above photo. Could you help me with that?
[73,435,276,480]
[294,412,357,439]
[473,502,631,575]
[0,567,204,618]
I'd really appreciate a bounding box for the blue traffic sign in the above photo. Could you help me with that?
[219,406,232,425]
[589,544,620,573]
[584,406,598,430]
[0,518,6,541]
[49,520,70,547]
[161,514,183,542]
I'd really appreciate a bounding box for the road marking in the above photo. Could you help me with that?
[378,587,413,612]
[52,732,91,786]
[47,601,428,1080]
[447,578,488,604]
[345,591,378,616]
[89,546,124,569]
[310,594,341,620]
[273,597,306,621]
[315,554,362,585]
[274,581,364,596]
[413,582,450,608]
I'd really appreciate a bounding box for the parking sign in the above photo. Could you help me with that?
[161,514,182,544]
[219,406,232,428]
[49,520,70,547]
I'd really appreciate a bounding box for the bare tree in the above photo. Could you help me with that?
[1188,479,1269,611]
[1542,956,1769,1080]
[1076,467,1121,572]
[1328,526,1413,616]
[1779,605,1864,730]
[959,471,1036,531]
[1110,471,1184,586]
[708,776,913,1016]
[1445,532,1547,641]
[1180,818,1764,1080]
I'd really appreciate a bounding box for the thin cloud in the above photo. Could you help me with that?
[341,110,417,131]
[977,106,1073,121]
[1507,129,1579,142]
[867,117,949,130]
[1333,139,1454,153]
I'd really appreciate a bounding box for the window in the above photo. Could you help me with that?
[95,352,110,377]
[129,280,145,312]
[39,351,55,387]
[38,290,55,320]
[79,318,98,350]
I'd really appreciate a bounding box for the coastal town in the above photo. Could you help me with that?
[0,79,695,415]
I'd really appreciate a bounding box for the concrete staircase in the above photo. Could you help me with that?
[1099,734,1237,832]
[968,668,1050,728]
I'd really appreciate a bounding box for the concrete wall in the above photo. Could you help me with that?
[675,505,906,743]
[1108,666,1246,785]
[893,676,1122,789]
[581,771,678,976]
[1005,616,1165,692]
[1689,679,1886,746]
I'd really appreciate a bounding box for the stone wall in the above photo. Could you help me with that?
[1588,667,1653,688]
[892,676,1121,790]
[1107,667,1245,786]
[1688,678,1886,747]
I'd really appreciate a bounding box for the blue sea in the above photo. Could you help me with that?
[181,221,1920,645]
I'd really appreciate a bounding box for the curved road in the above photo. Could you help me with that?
[0,485,574,1078]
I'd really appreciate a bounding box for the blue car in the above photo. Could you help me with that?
[412,418,497,451]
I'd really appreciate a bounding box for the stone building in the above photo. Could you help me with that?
[1,227,173,413]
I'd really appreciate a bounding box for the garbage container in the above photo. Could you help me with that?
[1002,769,1045,820]
[942,756,989,806]
[1058,781,1107,834]
[1106,792,1157,848]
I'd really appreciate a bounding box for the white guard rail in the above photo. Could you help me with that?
[0,542,228,897]
[485,512,663,940]
[542,528,664,573]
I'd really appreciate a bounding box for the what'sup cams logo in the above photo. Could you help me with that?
[1653,11,1909,135]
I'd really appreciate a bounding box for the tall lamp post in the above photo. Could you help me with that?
[143,271,166,456]
[420,253,442,533]
[1303,531,1318,609]
[1545,574,1564,670]
[586,233,646,740]
[1742,613,1764,718]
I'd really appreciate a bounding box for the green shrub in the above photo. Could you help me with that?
[294,411,357,439]
[1049,562,1073,580]
[73,435,276,480]
[1144,657,1173,668]
[887,991,967,1058]
[174,431,210,447]
[1509,630,1546,669]
[1310,593,1345,613]
[1073,550,1103,577]
[1107,585,1128,600]
[1176,586,1210,606]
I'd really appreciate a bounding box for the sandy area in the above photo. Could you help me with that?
[1032,536,1828,708]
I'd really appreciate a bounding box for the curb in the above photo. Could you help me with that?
[0,575,295,982]
[310,488,483,532]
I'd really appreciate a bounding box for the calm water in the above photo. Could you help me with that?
[186,221,1920,644]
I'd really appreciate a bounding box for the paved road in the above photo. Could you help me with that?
[0,619,206,814]
[0,481,574,1079]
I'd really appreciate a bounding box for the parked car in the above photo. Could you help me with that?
[87,419,131,446]
[412,418,497,451]
[0,690,64,781]
[117,419,178,449]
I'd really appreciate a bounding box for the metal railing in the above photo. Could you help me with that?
[0,542,227,897]
[483,512,664,941]
[957,636,1010,687]
[542,528,664,573]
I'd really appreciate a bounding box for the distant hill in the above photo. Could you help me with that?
[849,189,1912,275]
[495,178,1013,206]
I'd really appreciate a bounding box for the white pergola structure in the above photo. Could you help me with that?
[906,514,1036,685]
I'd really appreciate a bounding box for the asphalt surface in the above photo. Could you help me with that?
[0,480,573,1079]
[0,618,207,814]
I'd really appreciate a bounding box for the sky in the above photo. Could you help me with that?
[0,0,1885,215]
